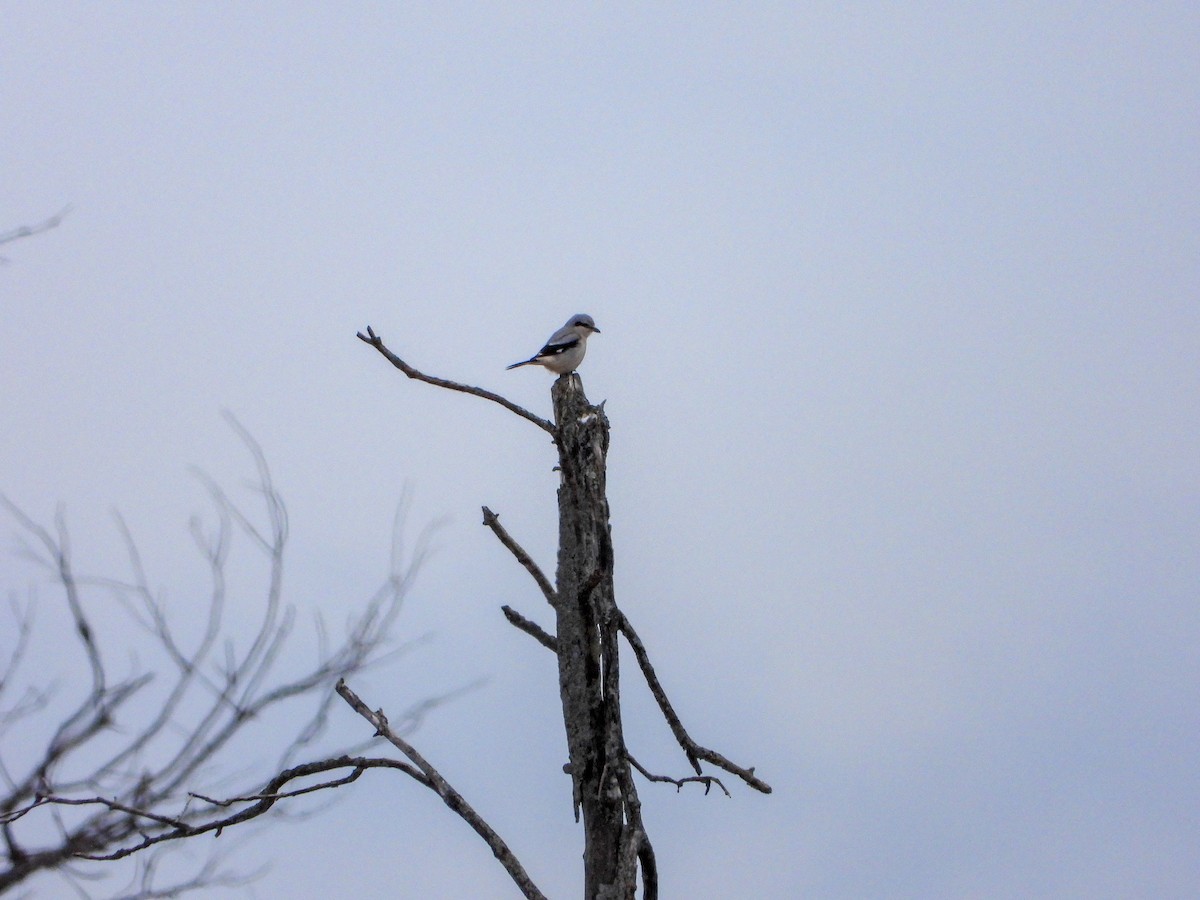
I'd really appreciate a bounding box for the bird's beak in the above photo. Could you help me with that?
[591,326,601,333]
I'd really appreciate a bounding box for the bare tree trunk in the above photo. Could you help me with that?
[551,374,634,899]
[354,324,768,896]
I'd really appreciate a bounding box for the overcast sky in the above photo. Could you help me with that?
[3,4,1198,898]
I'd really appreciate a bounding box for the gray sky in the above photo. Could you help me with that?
[3,3,1198,897]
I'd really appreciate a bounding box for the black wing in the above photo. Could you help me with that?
[535,335,580,358]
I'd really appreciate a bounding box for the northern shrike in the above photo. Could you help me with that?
[506,314,600,374]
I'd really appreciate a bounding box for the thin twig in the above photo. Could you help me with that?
[357,326,555,434]
[626,754,730,797]
[23,795,192,830]
[482,507,557,606]
[500,606,558,652]
[0,597,35,712]
[0,498,105,696]
[336,679,548,900]
[72,757,419,861]
[0,206,70,250]
[0,421,431,894]
[187,760,421,807]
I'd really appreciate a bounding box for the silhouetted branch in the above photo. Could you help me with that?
[0,596,39,732]
[68,757,423,861]
[0,421,427,895]
[0,206,70,251]
[482,506,557,606]
[336,679,548,900]
[617,611,772,795]
[357,326,555,434]
[626,754,730,797]
[501,605,558,651]
[0,498,105,697]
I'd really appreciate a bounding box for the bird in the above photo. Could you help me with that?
[506,314,601,374]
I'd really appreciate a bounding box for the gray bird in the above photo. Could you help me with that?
[506,314,601,374]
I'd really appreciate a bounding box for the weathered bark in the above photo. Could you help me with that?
[551,374,638,899]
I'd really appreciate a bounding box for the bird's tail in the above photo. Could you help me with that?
[505,359,534,370]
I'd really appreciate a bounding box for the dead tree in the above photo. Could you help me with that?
[354,326,771,898]
[3,330,771,899]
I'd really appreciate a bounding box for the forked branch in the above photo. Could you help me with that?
[6,757,423,866]
[0,422,427,895]
[627,754,730,797]
[618,611,772,795]
[357,326,555,434]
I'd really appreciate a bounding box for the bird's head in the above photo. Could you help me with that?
[569,314,600,334]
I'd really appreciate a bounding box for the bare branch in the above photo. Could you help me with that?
[0,595,35,715]
[482,507,557,606]
[72,757,418,862]
[357,326,555,434]
[2,672,153,827]
[500,605,558,652]
[618,611,772,795]
[336,679,548,900]
[626,754,730,798]
[18,795,192,831]
[0,206,70,250]
[0,421,433,894]
[77,509,232,788]
[0,497,105,696]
